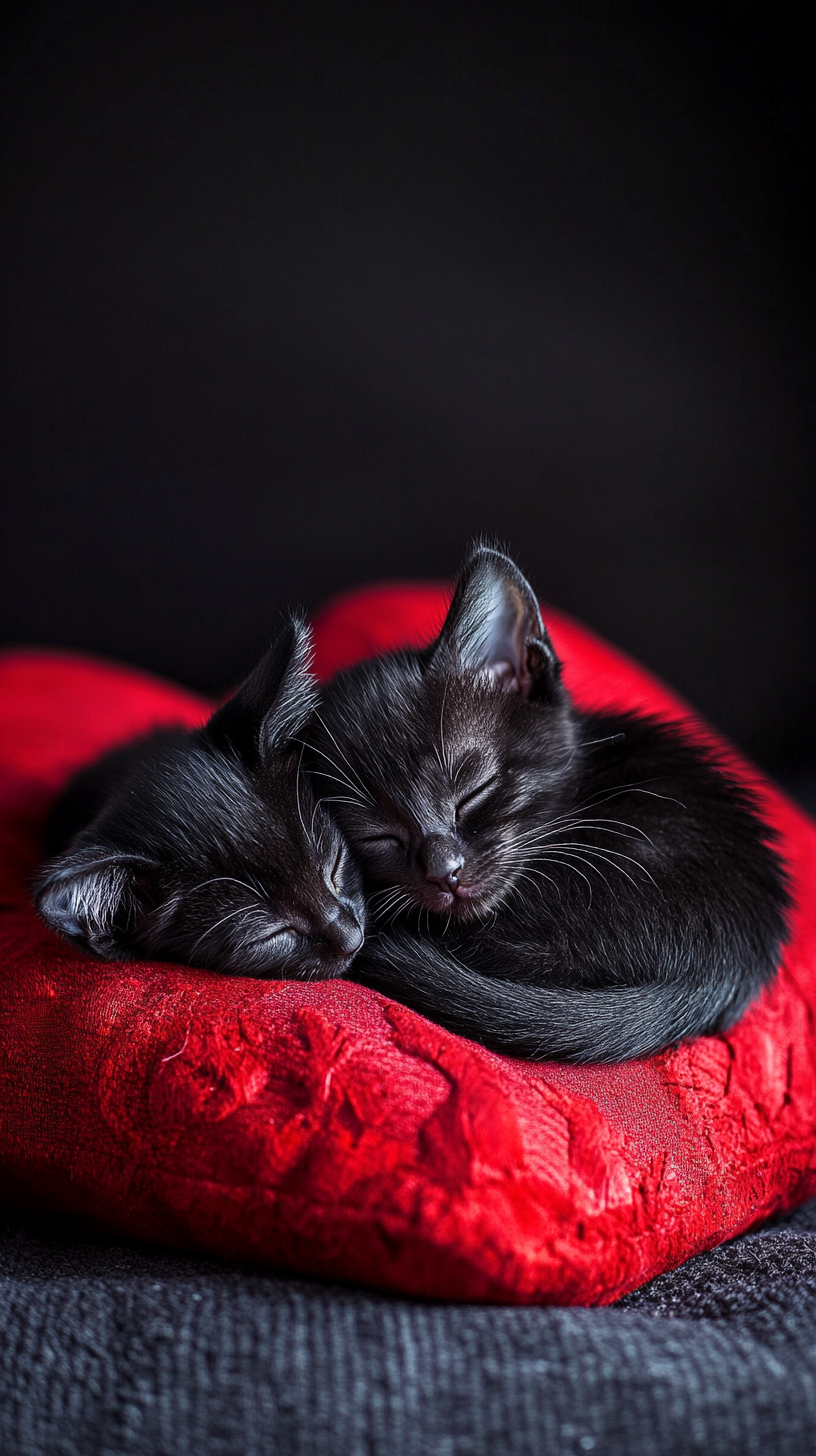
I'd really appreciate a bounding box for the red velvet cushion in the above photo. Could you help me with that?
[1,592,815,1305]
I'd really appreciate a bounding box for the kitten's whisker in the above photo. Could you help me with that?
[371,905,400,925]
[575,818,656,846]
[570,781,687,814]
[507,816,657,859]
[544,841,659,888]
[562,812,657,846]
[311,712,376,804]
[189,875,268,903]
[515,870,549,902]
[319,779,368,807]
[369,884,405,906]
[573,853,652,894]
[515,815,655,850]
[369,883,408,907]
[368,884,396,903]
[294,742,309,841]
[534,816,655,845]
[517,865,563,900]
[387,893,413,927]
[298,742,367,799]
[432,745,450,781]
[438,677,455,778]
[371,890,405,922]
[538,847,633,896]
[580,733,627,750]
[532,852,600,902]
[451,747,475,791]
[188,903,264,959]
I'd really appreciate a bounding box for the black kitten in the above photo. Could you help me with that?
[36,617,366,979]
[309,546,790,1062]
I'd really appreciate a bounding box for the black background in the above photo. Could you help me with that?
[2,4,813,776]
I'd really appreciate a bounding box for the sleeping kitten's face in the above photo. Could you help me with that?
[36,620,366,979]
[309,547,578,924]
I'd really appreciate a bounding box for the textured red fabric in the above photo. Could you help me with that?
[1,594,815,1306]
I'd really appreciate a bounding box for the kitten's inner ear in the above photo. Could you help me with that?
[35,849,155,957]
[433,546,558,698]
[207,616,318,762]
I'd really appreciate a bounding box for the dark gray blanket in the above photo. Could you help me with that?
[2,1199,816,1456]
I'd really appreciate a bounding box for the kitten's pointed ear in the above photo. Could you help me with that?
[206,615,317,761]
[35,847,155,958]
[431,545,560,699]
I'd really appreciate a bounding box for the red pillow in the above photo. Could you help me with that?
[1,591,815,1305]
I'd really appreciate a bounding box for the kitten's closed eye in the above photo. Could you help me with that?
[455,776,499,820]
[262,926,298,945]
[329,846,345,890]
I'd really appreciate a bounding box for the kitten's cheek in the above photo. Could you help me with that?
[364,860,404,889]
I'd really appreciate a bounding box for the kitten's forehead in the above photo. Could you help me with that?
[112,739,332,876]
[331,659,506,762]
[154,746,272,850]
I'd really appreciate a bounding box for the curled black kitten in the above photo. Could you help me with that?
[309,546,790,1062]
[36,617,365,979]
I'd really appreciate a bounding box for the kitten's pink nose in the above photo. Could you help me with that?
[420,834,464,892]
[435,869,462,892]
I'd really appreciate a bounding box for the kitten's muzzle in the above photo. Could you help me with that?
[419,834,465,895]
[323,909,365,959]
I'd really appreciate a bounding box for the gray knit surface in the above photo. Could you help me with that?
[2,1199,816,1456]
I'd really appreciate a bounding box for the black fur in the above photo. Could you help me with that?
[309,546,791,1062]
[35,618,366,979]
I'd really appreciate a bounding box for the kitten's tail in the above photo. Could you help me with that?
[355,931,767,1063]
